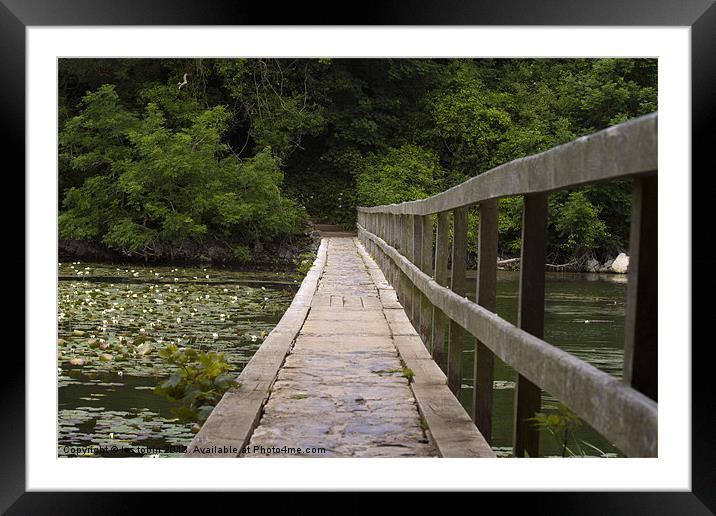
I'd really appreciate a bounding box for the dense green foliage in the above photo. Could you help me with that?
[59,58,656,263]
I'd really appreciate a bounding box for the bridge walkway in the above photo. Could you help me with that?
[188,236,494,458]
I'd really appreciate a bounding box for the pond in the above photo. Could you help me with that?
[57,262,299,457]
[455,271,629,457]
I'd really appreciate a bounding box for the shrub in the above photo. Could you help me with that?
[154,344,238,424]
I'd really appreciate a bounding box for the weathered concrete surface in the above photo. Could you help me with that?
[247,238,436,457]
[190,236,493,458]
[354,241,495,458]
[185,240,328,457]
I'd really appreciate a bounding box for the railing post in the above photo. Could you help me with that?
[404,214,415,320]
[432,211,450,368]
[623,175,658,401]
[411,215,424,327]
[381,213,387,271]
[473,199,498,442]
[397,214,408,313]
[418,214,434,347]
[448,207,468,397]
[388,213,399,286]
[513,192,548,458]
[376,213,381,268]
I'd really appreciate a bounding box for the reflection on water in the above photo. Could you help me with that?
[457,271,628,457]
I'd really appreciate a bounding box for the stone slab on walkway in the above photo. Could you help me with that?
[246,237,436,457]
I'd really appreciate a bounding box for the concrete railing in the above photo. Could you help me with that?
[357,113,658,457]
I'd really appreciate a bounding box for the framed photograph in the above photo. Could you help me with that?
[7,0,713,510]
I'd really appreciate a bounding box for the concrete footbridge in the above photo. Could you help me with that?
[187,114,658,458]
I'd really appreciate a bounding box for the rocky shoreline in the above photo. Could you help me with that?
[497,252,630,274]
[584,253,630,274]
[58,231,321,270]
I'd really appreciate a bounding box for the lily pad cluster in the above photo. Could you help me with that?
[58,263,296,376]
[58,406,194,457]
[58,262,296,456]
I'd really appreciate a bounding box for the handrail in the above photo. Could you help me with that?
[358,225,657,457]
[356,113,658,457]
[358,112,656,216]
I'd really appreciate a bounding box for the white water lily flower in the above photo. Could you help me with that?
[212,333,219,339]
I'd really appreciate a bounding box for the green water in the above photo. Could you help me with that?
[58,263,628,458]
[57,262,299,457]
[454,271,629,457]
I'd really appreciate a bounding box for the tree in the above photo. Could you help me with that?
[58,58,657,263]
[356,145,443,206]
[59,84,306,260]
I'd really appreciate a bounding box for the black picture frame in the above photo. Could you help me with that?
[6,0,713,512]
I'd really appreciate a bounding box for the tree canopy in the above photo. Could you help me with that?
[59,58,656,263]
